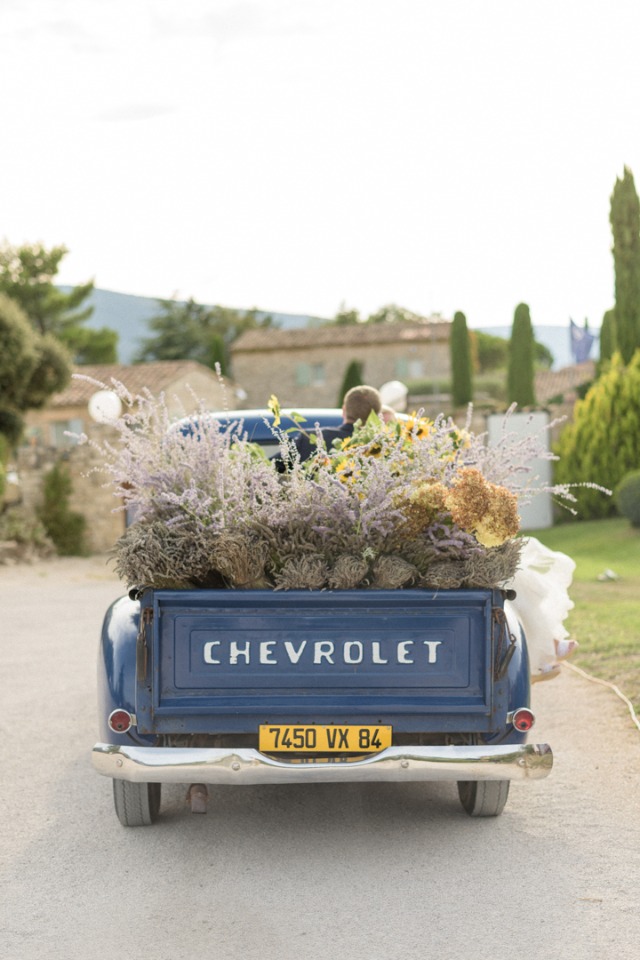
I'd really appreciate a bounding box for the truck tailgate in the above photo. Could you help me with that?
[136,588,506,735]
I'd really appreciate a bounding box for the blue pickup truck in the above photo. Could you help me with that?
[92,410,553,825]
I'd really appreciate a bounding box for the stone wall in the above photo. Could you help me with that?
[17,422,127,555]
[231,340,450,409]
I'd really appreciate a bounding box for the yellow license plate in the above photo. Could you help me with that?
[259,724,392,754]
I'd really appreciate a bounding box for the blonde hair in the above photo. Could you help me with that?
[343,385,382,423]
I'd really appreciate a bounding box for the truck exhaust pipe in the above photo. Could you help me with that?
[187,783,209,814]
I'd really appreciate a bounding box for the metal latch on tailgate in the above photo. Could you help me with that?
[136,607,153,682]
[492,607,517,680]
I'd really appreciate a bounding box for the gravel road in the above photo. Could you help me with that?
[1,555,639,960]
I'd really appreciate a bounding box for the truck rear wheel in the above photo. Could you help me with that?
[457,780,510,817]
[113,780,161,827]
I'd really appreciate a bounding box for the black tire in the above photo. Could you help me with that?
[113,780,161,827]
[457,780,510,817]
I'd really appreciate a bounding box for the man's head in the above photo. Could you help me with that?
[343,385,382,423]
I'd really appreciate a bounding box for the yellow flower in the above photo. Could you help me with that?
[267,394,281,427]
[401,414,433,442]
[335,458,361,484]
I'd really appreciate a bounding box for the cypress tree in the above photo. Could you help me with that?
[450,310,473,406]
[507,303,535,407]
[609,167,640,363]
[598,308,617,369]
[337,360,363,406]
[207,332,227,375]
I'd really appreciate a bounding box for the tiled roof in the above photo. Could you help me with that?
[535,361,596,403]
[51,361,223,408]
[232,320,451,352]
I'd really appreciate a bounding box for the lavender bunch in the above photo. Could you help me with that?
[70,377,282,535]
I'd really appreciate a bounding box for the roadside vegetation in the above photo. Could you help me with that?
[529,518,640,712]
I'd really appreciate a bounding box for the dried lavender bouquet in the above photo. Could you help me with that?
[71,378,604,591]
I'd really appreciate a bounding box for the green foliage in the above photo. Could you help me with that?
[0,293,39,407]
[0,242,110,363]
[37,461,88,556]
[337,360,364,405]
[598,308,616,369]
[615,469,640,527]
[609,167,640,364]
[507,303,535,407]
[0,410,24,449]
[63,325,118,363]
[365,303,426,325]
[0,294,71,446]
[530,518,640,711]
[22,334,73,408]
[135,297,272,372]
[0,505,51,547]
[0,433,7,499]
[475,331,507,371]
[534,341,554,368]
[450,310,473,406]
[333,304,361,325]
[405,377,451,394]
[207,332,227,375]
[554,351,640,518]
[472,330,551,374]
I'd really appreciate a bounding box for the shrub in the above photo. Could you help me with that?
[37,461,88,556]
[0,506,52,549]
[554,351,640,518]
[405,379,451,395]
[615,470,640,527]
[473,331,508,372]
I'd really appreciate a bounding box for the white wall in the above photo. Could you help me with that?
[487,411,553,530]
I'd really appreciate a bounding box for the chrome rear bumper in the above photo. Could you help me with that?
[92,742,553,785]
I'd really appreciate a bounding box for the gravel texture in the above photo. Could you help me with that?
[1,556,639,960]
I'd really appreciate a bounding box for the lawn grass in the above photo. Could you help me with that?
[527,518,640,712]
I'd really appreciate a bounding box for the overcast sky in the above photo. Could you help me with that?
[1,0,638,328]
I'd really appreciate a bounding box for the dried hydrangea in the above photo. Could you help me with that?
[443,468,520,548]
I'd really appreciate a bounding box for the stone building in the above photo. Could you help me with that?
[17,361,237,554]
[230,320,452,408]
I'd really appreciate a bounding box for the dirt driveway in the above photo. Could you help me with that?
[1,555,639,960]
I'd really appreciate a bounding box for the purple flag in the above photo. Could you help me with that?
[569,319,595,364]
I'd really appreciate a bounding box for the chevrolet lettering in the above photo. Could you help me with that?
[202,638,444,666]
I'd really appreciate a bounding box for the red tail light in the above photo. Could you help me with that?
[108,709,133,733]
[511,707,535,732]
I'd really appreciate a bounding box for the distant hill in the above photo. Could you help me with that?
[66,287,598,370]
[61,287,323,364]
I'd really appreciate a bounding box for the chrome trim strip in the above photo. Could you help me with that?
[92,742,553,785]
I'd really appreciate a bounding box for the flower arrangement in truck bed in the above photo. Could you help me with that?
[74,378,601,591]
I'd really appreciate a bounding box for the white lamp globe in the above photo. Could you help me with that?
[88,390,123,424]
[379,380,408,412]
